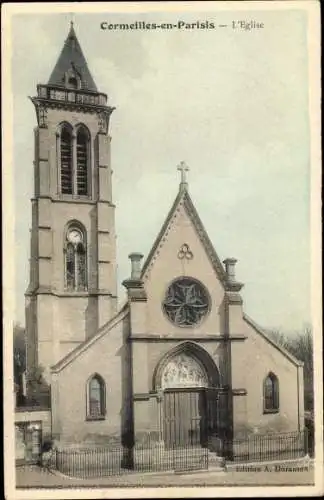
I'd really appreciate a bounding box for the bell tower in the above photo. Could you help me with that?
[25,23,117,381]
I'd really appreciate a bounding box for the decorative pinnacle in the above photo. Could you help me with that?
[177,161,189,190]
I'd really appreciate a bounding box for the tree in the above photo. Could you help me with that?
[267,325,314,411]
[27,364,50,406]
[13,322,26,372]
[13,322,50,408]
[13,323,26,405]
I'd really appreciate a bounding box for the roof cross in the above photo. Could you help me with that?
[177,161,190,185]
[69,12,75,29]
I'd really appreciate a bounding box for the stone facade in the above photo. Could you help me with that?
[25,24,304,447]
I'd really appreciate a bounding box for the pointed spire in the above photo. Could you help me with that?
[48,23,98,91]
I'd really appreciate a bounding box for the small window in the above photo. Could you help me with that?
[87,375,105,420]
[263,372,279,413]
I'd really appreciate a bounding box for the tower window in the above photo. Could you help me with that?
[76,128,88,195]
[58,124,90,197]
[263,372,279,413]
[64,225,87,291]
[60,127,73,194]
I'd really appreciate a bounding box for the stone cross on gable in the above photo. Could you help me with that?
[69,12,75,28]
[177,161,190,185]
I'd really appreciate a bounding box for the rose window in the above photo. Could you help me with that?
[162,277,210,327]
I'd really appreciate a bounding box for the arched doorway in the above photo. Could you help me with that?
[154,343,220,449]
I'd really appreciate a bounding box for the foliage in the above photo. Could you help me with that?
[267,325,314,411]
[27,364,48,390]
[13,322,26,382]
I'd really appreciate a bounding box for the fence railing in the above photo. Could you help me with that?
[46,442,208,478]
[44,430,308,478]
[221,430,308,462]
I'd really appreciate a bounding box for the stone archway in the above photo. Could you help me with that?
[153,341,220,391]
[154,343,220,448]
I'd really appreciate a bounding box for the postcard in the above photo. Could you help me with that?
[2,1,322,498]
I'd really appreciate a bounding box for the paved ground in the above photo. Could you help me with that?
[16,462,315,488]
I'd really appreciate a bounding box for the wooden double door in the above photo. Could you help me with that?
[163,389,209,448]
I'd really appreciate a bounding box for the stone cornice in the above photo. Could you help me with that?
[133,387,232,401]
[30,195,115,208]
[224,281,244,293]
[224,291,243,305]
[25,287,116,298]
[31,96,114,115]
[30,94,115,134]
[122,278,147,302]
[129,334,247,342]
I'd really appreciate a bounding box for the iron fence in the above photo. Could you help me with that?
[221,429,308,462]
[46,442,208,478]
[43,429,308,478]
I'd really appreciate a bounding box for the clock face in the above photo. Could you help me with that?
[162,277,210,327]
[68,229,82,244]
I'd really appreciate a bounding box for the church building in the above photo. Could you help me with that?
[25,24,304,448]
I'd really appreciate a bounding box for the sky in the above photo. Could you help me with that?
[11,9,311,333]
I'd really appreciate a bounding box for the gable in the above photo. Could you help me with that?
[141,188,227,336]
[142,188,226,284]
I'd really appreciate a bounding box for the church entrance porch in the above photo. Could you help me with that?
[155,347,224,450]
[163,388,207,448]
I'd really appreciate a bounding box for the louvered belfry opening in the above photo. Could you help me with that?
[60,127,73,194]
[76,128,88,195]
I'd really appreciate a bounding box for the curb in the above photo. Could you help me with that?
[44,456,312,481]
[224,455,311,471]
[48,465,225,481]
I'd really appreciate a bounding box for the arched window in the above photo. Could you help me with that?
[58,124,90,197]
[64,225,87,291]
[60,127,73,194]
[263,372,279,413]
[87,374,105,419]
[76,128,89,195]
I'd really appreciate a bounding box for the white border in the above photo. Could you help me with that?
[2,2,322,499]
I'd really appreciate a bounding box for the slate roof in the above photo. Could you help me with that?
[48,23,98,91]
